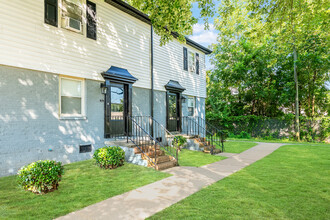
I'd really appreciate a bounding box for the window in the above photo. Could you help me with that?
[45,0,58,27]
[188,52,195,73]
[187,96,195,116]
[60,77,85,116]
[110,84,124,118]
[61,0,83,33]
[86,1,97,40]
[196,53,199,75]
[183,47,188,71]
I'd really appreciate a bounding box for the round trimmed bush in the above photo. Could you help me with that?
[93,146,125,169]
[17,160,64,194]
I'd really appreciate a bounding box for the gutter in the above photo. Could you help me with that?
[151,25,154,128]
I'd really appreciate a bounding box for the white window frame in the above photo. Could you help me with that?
[187,96,195,117]
[59,76,86,119]
[60,0,84,34]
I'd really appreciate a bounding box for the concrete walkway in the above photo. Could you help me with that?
[58,142,284,220]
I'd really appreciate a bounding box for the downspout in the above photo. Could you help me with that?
[150,25,154,137]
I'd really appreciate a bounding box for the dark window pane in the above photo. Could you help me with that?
[169,94,177,118]
[111,85,124,117]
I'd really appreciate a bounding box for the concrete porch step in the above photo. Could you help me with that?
[134,146,160,154]
[141,150,165,159]
[154,160,176,171]
[105,139,136,148]
[150,155,171,164]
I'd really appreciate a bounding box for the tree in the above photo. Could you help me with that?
[298,33,330,118]
[126,0,215,45]
[247,0,330,140]
[208,36,292,118]
[213,0,329,140]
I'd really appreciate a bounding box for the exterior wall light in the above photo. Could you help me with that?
[100,83,107,95]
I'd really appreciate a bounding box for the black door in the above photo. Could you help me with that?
[167,92,181,132]
[105,82,129,138]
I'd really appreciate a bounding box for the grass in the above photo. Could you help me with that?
[223,141,258,153]
[0,160,170,220]
[227,137,328,144]
[149,144,330,220]
[177,149,226,167]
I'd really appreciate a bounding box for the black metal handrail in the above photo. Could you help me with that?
[130,116,179,164]
[182,116,224,153]
[198,117,225,152]
[126,116,157,167]
[151,117,179,163]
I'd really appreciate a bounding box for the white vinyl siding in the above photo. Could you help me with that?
[153,33,207,98]
[0,0,151,89]
[0,0,206,97]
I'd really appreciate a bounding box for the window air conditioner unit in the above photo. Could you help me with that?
[189,65,196,72]
[64,17,82,33]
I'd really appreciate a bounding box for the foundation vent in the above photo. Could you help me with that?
[79,144,92,153]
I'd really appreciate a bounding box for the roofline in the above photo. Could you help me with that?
[104,0,213,55]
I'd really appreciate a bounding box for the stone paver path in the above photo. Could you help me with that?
[58,142,284,220]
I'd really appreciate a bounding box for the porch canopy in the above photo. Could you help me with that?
[165,80,186,93]
[102,66,138,84]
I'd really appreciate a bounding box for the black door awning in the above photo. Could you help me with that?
[165,80,186,93]
[102,66,138,84]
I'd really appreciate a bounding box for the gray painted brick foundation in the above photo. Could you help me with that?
[119,146,148,167]
[132,87,151,116]
[0,66,105,176]
[0,65,206,177]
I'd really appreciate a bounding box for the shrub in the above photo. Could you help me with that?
[17,160,64,194]
[207,115,330,142]
[93,146,125,169]
[173,136,187,150]
[238,131,251,139]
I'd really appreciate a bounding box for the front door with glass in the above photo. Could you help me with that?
[105,82,128,138]
[167,92,180,132]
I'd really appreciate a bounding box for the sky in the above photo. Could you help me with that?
[188,2,330,89]
[189,2,221,70]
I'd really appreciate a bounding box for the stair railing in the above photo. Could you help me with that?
[126,116,157,167]
[197,117,225,152]
[151,117,179,164]
[182,116,217,154]
[127,116,179,165]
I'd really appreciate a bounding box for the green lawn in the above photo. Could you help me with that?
[226,137,324,144]
[0,160,170,220]
[223,141,258,153]
[149,144,330,220]
[178,149,226,167]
